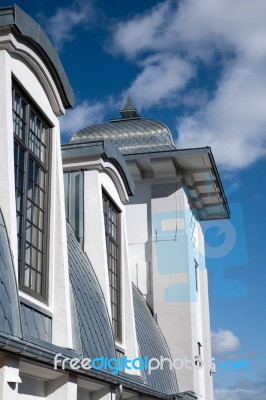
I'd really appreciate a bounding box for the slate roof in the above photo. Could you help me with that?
[69,99,176,155]
[20,301,52,342]
[132,284,179,395]
[0,209,21,338]
[0,213,185,397]
[67,223,179,395]
[67,223,117,364]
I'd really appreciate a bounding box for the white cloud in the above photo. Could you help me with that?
[127,55,194,109]
[214,373,266,400]
[60,100,105,140]
[211,329,240,354]
[111,0,266,61]
[42,0,94,50]
[110,0,266,170]
[214,388,264,400]
[110,1,173,59]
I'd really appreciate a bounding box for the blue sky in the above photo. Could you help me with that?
[8,1,266,398]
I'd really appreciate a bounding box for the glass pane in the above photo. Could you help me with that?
[25,243,31,265]
[113,305,118,320]
[29,158,34,180]
[36,119,41,138]
[39,190,44,210]
[39,170,45,190]
[18,170,24,192]
[14,142,18,161]
[31,269,36,291]
[38,231,43,250]
[16,193,23,213]
[33,186,39,207]
[41,126,46,144]
[36,273,42,294]
[14,92,20,113]
[41,144,46,163]
[27,179,33,201]
[19,147,25,170]
[37,251,42,272]
[13,115,19,136]
[17,215,22,235]
[24,266,30,288]
[35,138,40,159]
[39,211,44,230]
[21,99,27,121]
[27,199,33,220]
[33,206,38,226]
[31,247,37,268]
[30,112,35,131]
[32,226,38,247]
[29,132,34,152]
[34,164,40,184]
[20,121,26,142]
[26,222,31,242]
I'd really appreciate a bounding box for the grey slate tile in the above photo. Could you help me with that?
[0,210,21,338]
[20,302,52,342]
[67,223,116,369]
[132,284,179,395]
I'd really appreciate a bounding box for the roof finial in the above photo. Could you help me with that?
[120,96,141,119]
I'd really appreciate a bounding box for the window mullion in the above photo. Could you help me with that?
[13,84,50,302]
[20,103,29,289]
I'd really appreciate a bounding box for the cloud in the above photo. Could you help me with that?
[214,387,265,400]
[110,0,266,170]
[211,329,240,354]
[214,373,266,400]
[176,55,266,170]
[127,55,194,109]
[110,1,173,59]
[41,0,94,50]
[60,100,106,141]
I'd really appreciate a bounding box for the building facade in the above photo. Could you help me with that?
[0,6,229,400]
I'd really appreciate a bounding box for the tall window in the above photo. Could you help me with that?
[13,84,50,301]
[102,191,121,341]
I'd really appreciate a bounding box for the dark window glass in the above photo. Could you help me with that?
[13,85,50,301]
[102,192,121,341]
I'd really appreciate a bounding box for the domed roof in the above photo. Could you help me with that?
[69,98,176,155]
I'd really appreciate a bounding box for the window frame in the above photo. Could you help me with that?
[102,189,122,342]
[13,81,52,303]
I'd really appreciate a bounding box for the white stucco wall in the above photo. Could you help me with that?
[125,178,214,400]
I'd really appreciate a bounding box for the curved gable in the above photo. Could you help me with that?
[0,5,74,108]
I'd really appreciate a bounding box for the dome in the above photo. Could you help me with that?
[69,98,176,155]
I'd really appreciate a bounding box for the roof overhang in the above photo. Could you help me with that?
[125,147,230,221]
[61,140,135,198]
[0,5,74,109]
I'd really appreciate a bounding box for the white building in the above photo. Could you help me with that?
[0,5,229,400]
